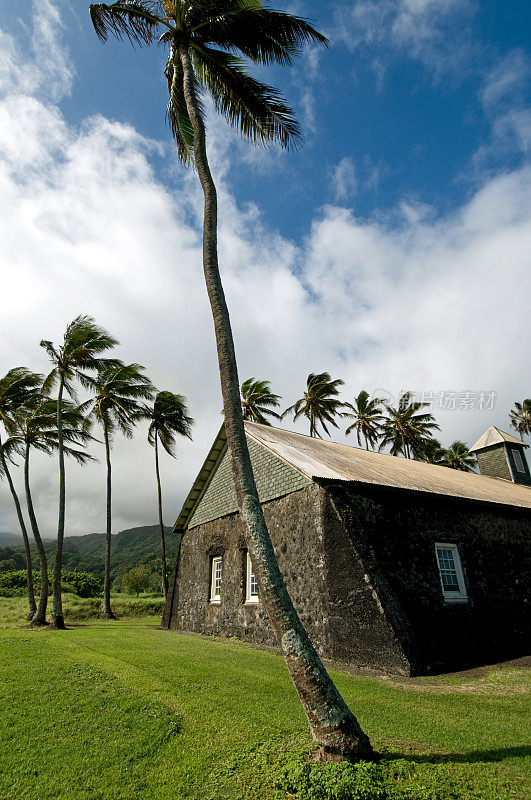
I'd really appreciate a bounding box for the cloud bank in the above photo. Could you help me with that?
[0,3,529,539]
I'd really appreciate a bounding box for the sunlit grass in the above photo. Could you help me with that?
[0,597,528,799]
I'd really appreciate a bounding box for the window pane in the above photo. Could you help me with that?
[436,547,460,593]
[513,449,525,473]
[247,552,259,601]
[211,557,222,600]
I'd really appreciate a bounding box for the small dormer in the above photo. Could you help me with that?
[470,426,531,486]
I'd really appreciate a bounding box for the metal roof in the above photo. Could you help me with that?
[174,422,531,532]
[470,426,528,452]
[245,423,531,510]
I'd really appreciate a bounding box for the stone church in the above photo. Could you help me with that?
[162,422,531,675]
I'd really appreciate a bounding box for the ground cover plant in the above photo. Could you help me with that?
[0,597,528,800]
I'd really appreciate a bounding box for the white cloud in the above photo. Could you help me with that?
[481,49,530,110]
[331,157,358,202]
[0,3,530,542]
[333,0,476,79]
[471,50,531,172]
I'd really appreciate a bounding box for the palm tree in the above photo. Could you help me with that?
[443,441,476,472]
[89,2,372,761]
[509,400,531,441]
[146,391,193,599]
[283,373,346,438]
[415,437,445,465]
[241,378,282,425]
[344,390,384,450]
[41,315,118,629]
[8,400,94,625]
[380,391,440,459]
[81,361,154,619]
[0,368,42,619]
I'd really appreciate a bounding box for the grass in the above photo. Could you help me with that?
[0,596,529,800]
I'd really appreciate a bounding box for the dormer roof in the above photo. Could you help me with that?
[470,426,527,453]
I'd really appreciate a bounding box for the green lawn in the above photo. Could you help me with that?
[0,597,529,800]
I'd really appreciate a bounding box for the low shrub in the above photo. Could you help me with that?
[0,570,28,596]
[219,745,515,800]
[0,570,101,598]
[60,571,101,598]
[62,596,165,621]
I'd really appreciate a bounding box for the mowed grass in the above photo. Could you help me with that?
[0,597,529,800]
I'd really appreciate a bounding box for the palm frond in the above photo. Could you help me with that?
[165,49,197,163]
[192,45,300,148]
[41,368,58,397]
[191,6,329,67]
[89,2,163,46]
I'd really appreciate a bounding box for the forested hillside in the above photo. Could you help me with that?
[0,526,178,587]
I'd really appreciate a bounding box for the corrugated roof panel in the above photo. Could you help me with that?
[245,423,531,510]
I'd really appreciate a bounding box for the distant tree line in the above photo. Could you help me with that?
[0,316,193,626]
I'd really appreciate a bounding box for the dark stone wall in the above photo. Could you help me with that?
[476,445,513,481]
[329,484,531,674]
[321,491,414,675]
[167,485,332,655]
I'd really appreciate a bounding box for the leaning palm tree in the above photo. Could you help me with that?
[443,441,476,472]
[344,390,384,450]
[40,315,118,628]
[241,378,282,425]
[380,391,440,459]
[0,368,42,619]
[8,400,94,625]
[81,361,154,618]
[89,1,373,760]
[509,400,531,441]
[146,391,193,599]
[283,373,346,438]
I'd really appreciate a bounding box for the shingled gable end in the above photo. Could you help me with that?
[163,422,531,676]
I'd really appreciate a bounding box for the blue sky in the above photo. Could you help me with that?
[4,0,529,239]
[0,0,529,536]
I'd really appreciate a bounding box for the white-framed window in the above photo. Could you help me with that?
[210,556,222,603]
[435,543,468,603]
[245,551,259,604]
[513,449,525,473]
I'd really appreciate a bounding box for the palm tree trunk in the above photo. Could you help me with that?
[51,374,66,629]
[101,422,115,619]
[178,44,373,763]
[155,435,168,600]
[24,444,48,625]
[0,439,36,619]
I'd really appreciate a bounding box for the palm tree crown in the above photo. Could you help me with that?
[41,315,119,397]
[9,399,95,463]
[344,390,384,450]
[240,378,281,425]
[379,391,440,459]
[147,391,194,455]
[90,0,328,161]
[0,368,43,431]
[82,361,155,436]
[509,400,531,441]
[443,441,476,472]
[283,372,346,438]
